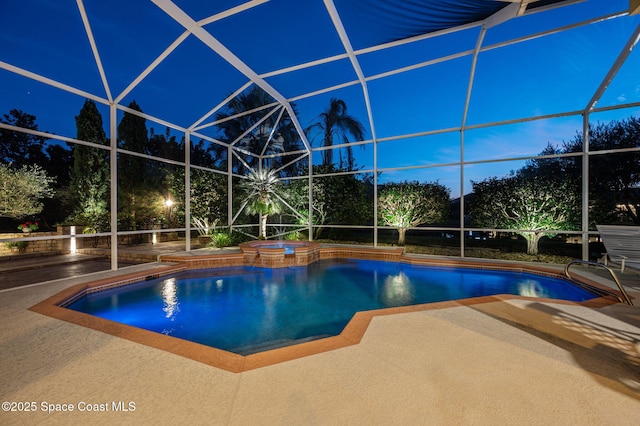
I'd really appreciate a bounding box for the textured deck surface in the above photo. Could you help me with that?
[1,247,639,424]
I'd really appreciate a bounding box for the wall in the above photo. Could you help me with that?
[0,232,62,256]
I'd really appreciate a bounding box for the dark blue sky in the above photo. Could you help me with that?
[1,0,639,196]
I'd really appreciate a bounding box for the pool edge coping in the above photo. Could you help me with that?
[28,251,625,374]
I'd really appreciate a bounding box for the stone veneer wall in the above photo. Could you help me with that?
[0,232,62,256]
[76,246,171,264]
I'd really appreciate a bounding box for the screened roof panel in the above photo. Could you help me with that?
[264,59,358,100]
[369,56,472,138]
[298,84,373,144]
[83,0,186,98]
[468,16,636,125]
[194,85,280,136]
[0,68,103,140]
[172,0,254,21]
[333,0,505,50]
[358,26,479,78]
[0,0,635,160]
[598,15,640,108]
[121,36,252,129]
[377,132,461,169]
[482,0,630,47]
[204,0,345,74]
[191,124,228,144]
[0,0,104,96]
[464,116,584,162]
[311,142,375,169]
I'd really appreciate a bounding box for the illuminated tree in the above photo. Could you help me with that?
[470,174,580,255]
[1,109,73,227]
[166,168,227,230]
[0,163,55,219]
[378,181,450,245]
[69,99,110,231]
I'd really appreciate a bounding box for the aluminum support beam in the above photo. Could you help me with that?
[324,0,379,245]
[585,23,640,112]
[185,131,191,251]
[76,0,112,102]
[109,104,118,270]
[151,0,311,152]
[581,113,590,261]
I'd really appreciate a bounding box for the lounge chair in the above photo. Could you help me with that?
[596,224,640,273]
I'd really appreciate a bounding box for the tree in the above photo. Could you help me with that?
[118,101,148,154]
[68,99,110,231]
[215,86,303,174]
[45,143,73,188]
[1,109,74,228]
[470,173,580,255]
[378,181,450,245]
[305,98,365,170]
[0,163,55,219]
[147,127,184,215]
[238,168,282,239]
[312,165,373,228]
[190,169,227,223]
[41,143,74,227]
[0,109,47,167]
[117,101,152,230]
[166,167,227,230]
[283,174,328,240]
[147,127,183,162]
[562,118,640,226]
[283,165,374,239]
[191,138,226,170]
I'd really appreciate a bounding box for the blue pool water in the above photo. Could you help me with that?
[258,243,296,254]
[67,259,597,354]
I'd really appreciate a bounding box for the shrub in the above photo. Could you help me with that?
[5,240,28,250]
[208,232,233,248]
[284,232,300,241]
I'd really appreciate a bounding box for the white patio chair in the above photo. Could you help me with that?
[596,224,640,273]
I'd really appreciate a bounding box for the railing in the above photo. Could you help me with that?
[564,260,633,306]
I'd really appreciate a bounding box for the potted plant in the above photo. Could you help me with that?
[17,221,39,233]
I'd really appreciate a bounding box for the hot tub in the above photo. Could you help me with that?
[239,240,321,267]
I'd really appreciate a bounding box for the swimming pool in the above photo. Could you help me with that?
[66,259,597,355]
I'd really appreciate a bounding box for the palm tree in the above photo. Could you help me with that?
[306,98,365,170]
[239,168,282,239]
[215,86,302,174]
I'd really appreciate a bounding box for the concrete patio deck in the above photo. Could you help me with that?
[1,246,639,424]
[0,241,211,290]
